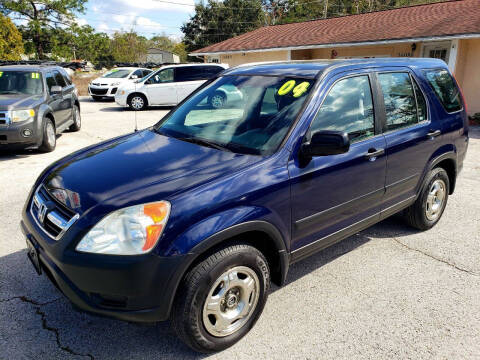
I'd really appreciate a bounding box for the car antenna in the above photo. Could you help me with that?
[133,81,138,132]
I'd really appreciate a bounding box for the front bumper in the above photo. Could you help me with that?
[0,117,40,148]
[114,92,128,106]
[88,85,118,98]
[21,209,193,322]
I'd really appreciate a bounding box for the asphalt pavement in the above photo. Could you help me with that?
[1,98,479,359]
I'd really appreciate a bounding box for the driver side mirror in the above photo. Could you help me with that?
[301,130,350,157]
[50,85,62,95]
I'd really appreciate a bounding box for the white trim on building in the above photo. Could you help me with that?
[190,34,480,56]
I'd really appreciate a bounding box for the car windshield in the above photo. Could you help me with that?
[102,69,131,78]
[0,70,44,95]
[155,75,315,155]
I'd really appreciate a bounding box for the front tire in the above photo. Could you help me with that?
[69,105,81,132]
[404,167,449,230]
[39,118,56,152]
[128,94,147,111]
[171,243,270,353]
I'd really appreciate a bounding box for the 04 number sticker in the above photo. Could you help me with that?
[277,80,310,98]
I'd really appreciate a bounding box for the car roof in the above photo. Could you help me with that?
[0,64,65,72]
[161,63,229,69]
[109,67,143,71]
[223,58,447,78]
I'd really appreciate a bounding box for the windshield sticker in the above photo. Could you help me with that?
[0,72,3,77]
[110,69,119,72]
[31,72,40,79]
[292,82,310,98]
[278,80,296,96]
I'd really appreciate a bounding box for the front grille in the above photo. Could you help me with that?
[0,111,9,126]
[30,185,79,240]
[90,88,108,95]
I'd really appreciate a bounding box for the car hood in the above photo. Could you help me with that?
[42,129,262,214]
[0,94,44,110]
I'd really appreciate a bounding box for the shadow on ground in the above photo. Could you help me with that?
[0,215,415,359]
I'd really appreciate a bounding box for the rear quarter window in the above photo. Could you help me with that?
[423,69,462,113]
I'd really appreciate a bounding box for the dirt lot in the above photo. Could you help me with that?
[0,98,479,359]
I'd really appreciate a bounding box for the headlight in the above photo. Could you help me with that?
[111,82,121,86]
[76,201,171,255]
[11,109,35,123]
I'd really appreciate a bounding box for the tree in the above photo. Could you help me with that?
[0,13,24,60]
[0,0,87,59]
[173,42,188,62]
[111,31,148,63]
[182,0,265,53]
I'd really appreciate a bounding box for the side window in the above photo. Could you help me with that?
[132,69,143,78]
[197,66,224,79]
[60,69,72,85]
[45,73,57,93]
[175,67,197,82]
[53,71,66,88]
[149,68,174,84]
[423,69,462,113]
[311,75,375,143]
[143,69,152,77]
[412,78,427,122]
[378,72,418,131]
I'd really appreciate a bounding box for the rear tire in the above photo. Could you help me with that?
[404,167,449,230]
[39,118,56,152]
[171,243,270,353]
[69,105,81,132]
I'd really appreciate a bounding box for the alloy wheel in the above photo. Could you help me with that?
[202,266,260,337]
[425,179,446,221]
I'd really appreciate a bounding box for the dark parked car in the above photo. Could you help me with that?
[21,59,468,352]
[0,65,81,152]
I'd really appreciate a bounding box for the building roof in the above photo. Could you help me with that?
[192,0,480,55]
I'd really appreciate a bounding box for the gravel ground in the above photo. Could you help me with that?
[0,98,479,359]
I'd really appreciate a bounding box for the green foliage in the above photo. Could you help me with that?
[111,31,149,63]
[0,0,87,59]
[182,0,265,53]
[0,13,24,60]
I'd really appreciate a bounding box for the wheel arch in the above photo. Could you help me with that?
[127,92,149,107]
[189,221,289,286]
[429,152,457,194]
[165,221,290,319]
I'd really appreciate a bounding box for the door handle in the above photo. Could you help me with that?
[364,148,385,160]
[427,129,441,138]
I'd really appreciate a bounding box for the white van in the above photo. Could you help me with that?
[89,67,153,100]
[115,63,228,110]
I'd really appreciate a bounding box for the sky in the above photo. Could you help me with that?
[75,0,197,40]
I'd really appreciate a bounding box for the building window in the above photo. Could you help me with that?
[422,41,451,64]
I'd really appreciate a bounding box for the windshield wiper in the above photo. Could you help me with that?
[177,136,232,152]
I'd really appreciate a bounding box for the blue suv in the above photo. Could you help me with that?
[21,59,468,353]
